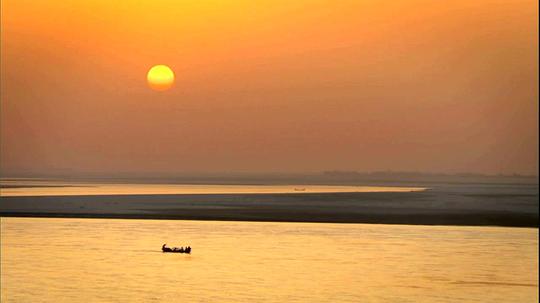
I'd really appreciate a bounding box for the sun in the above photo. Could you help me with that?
[147,65,175,91]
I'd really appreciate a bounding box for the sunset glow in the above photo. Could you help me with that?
[0,2,538,302]
[1,0,538,175]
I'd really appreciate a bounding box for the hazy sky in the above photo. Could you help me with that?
[1,0,538,176]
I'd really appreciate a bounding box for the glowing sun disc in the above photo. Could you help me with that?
[147,65,175,91]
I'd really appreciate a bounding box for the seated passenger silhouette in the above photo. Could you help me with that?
[162,244,172,252]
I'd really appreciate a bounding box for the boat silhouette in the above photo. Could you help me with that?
[162,244,191,254]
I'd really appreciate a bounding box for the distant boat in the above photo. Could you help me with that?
[162,244,191,254]
[294,188,306,191]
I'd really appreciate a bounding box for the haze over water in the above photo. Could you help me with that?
[1,218,537,302]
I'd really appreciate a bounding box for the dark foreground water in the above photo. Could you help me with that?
[1,218,537,302]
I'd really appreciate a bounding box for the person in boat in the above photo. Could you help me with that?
[185,246,191,254]
[162,244,172,252]
[172,246,184,253]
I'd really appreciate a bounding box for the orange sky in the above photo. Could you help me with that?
[1,0,538,175]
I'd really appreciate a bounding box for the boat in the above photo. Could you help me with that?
[162,244,191,254]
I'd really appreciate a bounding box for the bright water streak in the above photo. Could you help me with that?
[1,218,538,302]
[0,180,425,196]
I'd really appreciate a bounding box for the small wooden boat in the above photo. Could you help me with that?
[162,244,191,254]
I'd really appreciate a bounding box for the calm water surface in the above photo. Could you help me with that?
[1,218,538,302]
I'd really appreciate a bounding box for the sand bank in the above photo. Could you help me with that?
[1,184,537,227]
